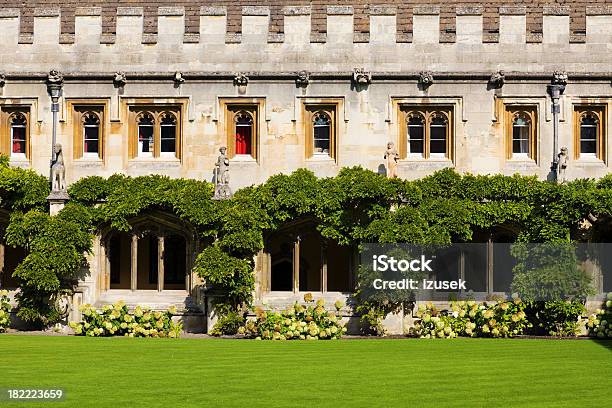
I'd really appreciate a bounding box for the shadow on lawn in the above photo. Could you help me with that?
[591,339,612,352]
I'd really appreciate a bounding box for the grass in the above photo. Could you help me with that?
[0,336,610,408]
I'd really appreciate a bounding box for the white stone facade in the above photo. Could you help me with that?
[1,5,611,333]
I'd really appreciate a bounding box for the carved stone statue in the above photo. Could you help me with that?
[51,143,66,192]
[233,73,249,87]
[47,69,64,85]
[384,142,399,178]
[174,71,185,85]
[113,71,127,88]
[489,70,505,89]
[556,146,568,183]
[214,146,232,199]
[419,71,434,89]
[552,70,568,86]
[353,68,372,85]
[296,70,310,88]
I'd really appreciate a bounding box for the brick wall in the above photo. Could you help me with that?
[0,1,606,43]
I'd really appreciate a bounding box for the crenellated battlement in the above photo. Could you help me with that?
[0,5,612,74]
[1,5,611,46]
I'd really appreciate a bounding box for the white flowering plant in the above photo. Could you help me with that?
[69,301,182,338]
[239,293,347,340]
[586,293,612,339]
[410,299,530,339]
[0,290,11,332]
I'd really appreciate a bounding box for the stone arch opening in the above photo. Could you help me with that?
[434,225,518,296]
[0,212,25,289]
[263,219,353,293]
[101,211,196,293]
[583,218,612,293]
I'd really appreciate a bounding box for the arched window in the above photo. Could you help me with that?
[234,111,253,155]
[137,113,154,156]
[512,112,531,156]
[399,106,452,160]
[312,111,331,155]
[574,106,605,160]
[160,112,176,155]
[407,113,425,156]
[579,112,598,156]
[10,112,27,157]
[429,112,448,156]
[82,112,100,156]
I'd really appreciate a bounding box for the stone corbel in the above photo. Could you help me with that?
[352,68,372,91]
[418,71,434,90]
[233,73,249,95]
[488,70,505,90]
[295,70,309,88]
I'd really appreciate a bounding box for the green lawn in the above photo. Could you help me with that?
[0,336,610,408]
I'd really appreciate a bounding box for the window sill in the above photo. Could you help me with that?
[230,155,257,163]
[306,155,335,163]
[75,157,103,163]
[505,158,538,167]
[9,157,30,167]
[574,157,606,166]
[398,158,453,164]
[129,157,180,163]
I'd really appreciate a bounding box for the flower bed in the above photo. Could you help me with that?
[410,299,531,339]
[239,294,347,340]
[586,293,612,339]
[69,301,182,338]
[0,290,11,332]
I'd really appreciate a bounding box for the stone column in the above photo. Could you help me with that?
[293,236,300,293]
[185,242,191,293]
[102,241,110,291]
[0,242,4,287]
[130,233,138,291]
[157,235,164,292]
[321,241,328,293]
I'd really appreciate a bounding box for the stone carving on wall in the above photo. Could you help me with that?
[50,143,67,193]
[552,70,568,86]
[489,70,505,89]
[384,142,399,178]
[296,70,310,88]
[174,71,185,85]
[353,68,372,85]
[557,146,568,183]
[233,73,249,87]
[47,69,64,85]
[113,71,127,88]
[214,146,232,199]
[419,71,434,89]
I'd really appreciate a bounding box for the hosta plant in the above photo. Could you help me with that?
[239,293,347,340]
[69,301,182,338]
[586,293,612,339]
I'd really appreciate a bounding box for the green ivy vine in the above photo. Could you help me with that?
[2,154,612,327]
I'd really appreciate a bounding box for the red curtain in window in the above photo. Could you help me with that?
[235,126,252,155]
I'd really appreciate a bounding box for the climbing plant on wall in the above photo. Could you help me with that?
[3,153,612,328]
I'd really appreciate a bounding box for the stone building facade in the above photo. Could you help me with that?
[0,2,611,332]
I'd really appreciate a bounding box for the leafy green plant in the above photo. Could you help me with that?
[239,294,347,340]
[0,290,11,332]
[210,304,246,336]
[4,158,612,332]
[410,299,530,338]
[586,293,612,339]
[69,301,181,338]
[525,300,586,337]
